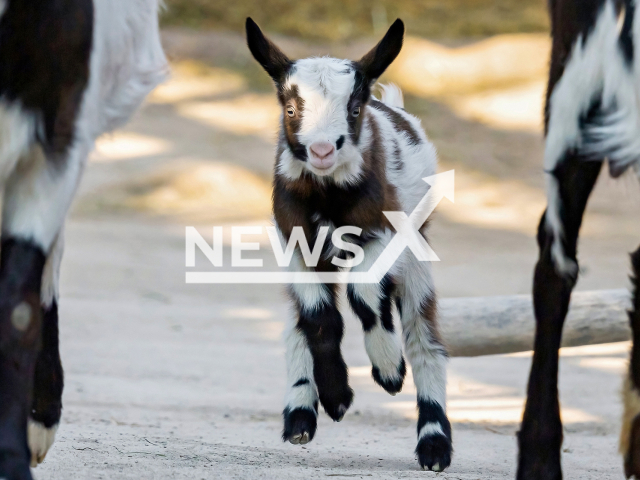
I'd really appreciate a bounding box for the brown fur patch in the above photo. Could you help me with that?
[370,99,421,145]
[419,293,446,350]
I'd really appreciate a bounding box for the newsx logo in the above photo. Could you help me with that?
[185,171,454,284]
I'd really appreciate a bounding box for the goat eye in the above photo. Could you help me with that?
[351,106,361,117]
[286,106,296,117]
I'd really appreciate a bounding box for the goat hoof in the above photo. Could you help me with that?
[28,420,58,467]
[320,387,353,422]
[283,407,317,445]
[372,358,406,396]
[416,433,452,472]
[290,432,310,445]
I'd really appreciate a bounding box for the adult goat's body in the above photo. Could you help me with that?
[518,0,640,478]
[0,1,167,478]
[247,18,452,471]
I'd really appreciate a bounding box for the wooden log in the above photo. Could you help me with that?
[440,289,631,357]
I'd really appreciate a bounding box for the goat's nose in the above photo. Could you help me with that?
[309,141,335,160]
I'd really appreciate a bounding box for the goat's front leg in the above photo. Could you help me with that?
[28,232,65,468]
[0,143,85,480]
[347,236,405,394]
[398,258,451,472]
[621,245,640,478]
[282,254,353,445]
[517,156,602,480]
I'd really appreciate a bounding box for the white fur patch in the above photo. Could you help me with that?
[288,252,331,310]
[87,0,169,137]
[378,83,404,109]
[283,318,318,410]
[0,101,36,184]
[2,142,85,251]
[364,324,403,380]
[418,422,445,441]
[28,420,58,467]
[41,231,64,307]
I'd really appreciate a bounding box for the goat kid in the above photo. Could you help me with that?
[517,0,640,478]
[0,1,167,478]
[246,18,452,471]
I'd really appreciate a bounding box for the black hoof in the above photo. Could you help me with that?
[372,357,406,395]
[0,452,33,480]
[319,386,353,422]
[416,434,452,472]
[283,407,317,445]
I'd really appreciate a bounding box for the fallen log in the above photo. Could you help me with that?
[440,289,631,357]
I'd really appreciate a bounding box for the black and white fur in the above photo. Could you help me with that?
[0,1,167,478]
[246,18,452,471]
[517,0,640,478]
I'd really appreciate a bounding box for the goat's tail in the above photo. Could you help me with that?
[378,83,404,109]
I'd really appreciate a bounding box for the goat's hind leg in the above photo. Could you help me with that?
[621,245,640,478]
[28,233,64,467]
[399,260,452,472]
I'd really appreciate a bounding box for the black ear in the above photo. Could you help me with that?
[358,19,404,82]
[246,18,292,84]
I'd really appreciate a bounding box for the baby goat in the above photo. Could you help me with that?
[246,18,452,471]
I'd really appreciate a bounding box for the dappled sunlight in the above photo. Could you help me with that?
[177,94,280,142]
[386,35,549,133]
[91,132,171,162]
[389,34,549,97]
[126,161,272,219]
[222,307,275,320]
[577,357,627,374]
[382,398,599,424]
[559,342,630,357]
[447,80,545,133]
[437,176,545,235]
[150,62,247,104]
[85,160,273,222]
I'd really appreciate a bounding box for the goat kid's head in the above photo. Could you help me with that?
[246,17,404,183]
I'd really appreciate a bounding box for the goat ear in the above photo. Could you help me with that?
[358,19,404,83]
[246,18,292,84]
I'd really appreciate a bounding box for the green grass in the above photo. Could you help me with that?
[161,0,549,42]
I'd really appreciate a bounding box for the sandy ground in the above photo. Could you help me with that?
[29,29,640,478]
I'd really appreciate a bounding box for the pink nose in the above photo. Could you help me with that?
[309,141,336,169]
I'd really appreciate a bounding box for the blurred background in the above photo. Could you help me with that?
[37,2,640,479]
